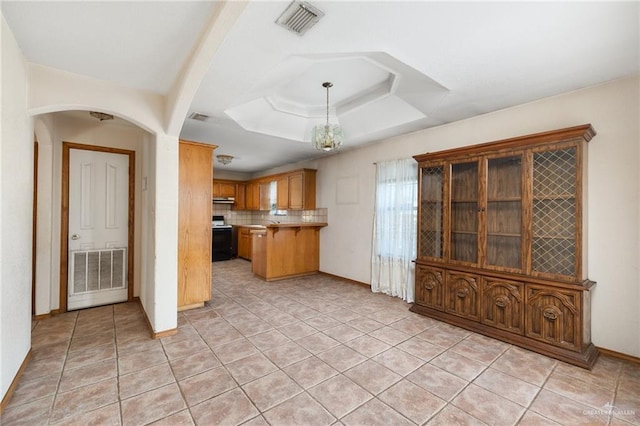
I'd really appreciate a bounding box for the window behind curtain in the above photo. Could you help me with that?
[371,158,418,302]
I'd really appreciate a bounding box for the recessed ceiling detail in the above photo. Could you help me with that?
[224,52,449,144]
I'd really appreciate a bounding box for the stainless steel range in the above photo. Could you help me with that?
[212,215,232,261]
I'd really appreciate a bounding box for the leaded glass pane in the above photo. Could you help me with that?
[419,166,444,258]
[532,148,576,276]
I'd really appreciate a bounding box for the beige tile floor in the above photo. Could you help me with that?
[2,259,640,425]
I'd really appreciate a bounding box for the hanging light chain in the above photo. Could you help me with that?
[323,82,333,127]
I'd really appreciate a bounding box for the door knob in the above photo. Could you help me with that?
[71,234,80,240]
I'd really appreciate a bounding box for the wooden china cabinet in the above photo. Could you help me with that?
[412,125,598,368]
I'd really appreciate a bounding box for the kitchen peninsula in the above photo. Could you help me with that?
[251,222,327,281]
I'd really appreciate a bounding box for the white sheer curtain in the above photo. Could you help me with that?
[371,158,418,302]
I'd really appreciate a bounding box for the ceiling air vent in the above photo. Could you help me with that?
[188,112,212,122]
[275,1,324,36]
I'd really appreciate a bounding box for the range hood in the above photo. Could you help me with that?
[213,197,235,204]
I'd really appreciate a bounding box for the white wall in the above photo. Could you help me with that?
[1,14,34,400]
[149,134,179,333]
[33,113,146,315]
[28,64,164,135]
[315,75,640,357]
[25,56,180,336]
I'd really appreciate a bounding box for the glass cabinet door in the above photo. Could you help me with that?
[532,147,577,277]
[485,155,523,270]
[450,161,479,263]
[418,165,444,259]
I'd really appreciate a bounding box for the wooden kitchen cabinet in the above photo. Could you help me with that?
[251,223,326,281]
[411,125,598,368]
[234,183,246,210]
[212,180,236,198]
[288,172,305,209]
[224,169,317,211]
[238,227,252,260]
[245,182,260,210]
[259,181,274,211]
[274,169,316,210]
[276,175,289,210]
[178,140,214,310]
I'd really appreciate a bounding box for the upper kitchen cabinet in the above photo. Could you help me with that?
[276,175,289,210]
[276,169,316,210]
[212,179,236,198]
[234,182,246,210]
[216,169,317,211]
[245,181,260,210]
[259,181,275,211]
[412,125,598,368]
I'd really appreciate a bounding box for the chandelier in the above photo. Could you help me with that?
[216,154,233,165]
[311,82,343,152]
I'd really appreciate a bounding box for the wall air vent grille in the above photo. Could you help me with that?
[188,112,212,122]
[275,1,324,36]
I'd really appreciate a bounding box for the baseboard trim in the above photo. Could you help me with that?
[153,328,179,339]
[318,271,370,289]
[597,347,640,364]
[32,313,51,321]
[32,309,61,321]
[137,298,178,340]
[0,349,32,414]
[178,302,204,312]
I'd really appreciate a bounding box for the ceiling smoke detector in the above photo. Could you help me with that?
[275,1,324,36]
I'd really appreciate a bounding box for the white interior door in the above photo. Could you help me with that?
[68,148,129,310]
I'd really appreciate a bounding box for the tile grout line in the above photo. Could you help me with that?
[47,310,79,425]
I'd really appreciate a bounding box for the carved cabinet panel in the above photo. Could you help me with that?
[415,265,444,310]
[525,285,580,351]
[481,278,524,334]
[445,271,480,321]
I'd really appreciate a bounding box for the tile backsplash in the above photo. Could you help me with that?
[212,204,328,225]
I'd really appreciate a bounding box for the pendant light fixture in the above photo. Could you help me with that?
[311,82,343,152]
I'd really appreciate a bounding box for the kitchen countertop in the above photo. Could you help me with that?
[235,223,327,229]
[265,222,327,228]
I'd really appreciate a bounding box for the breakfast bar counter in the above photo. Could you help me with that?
[251,223,327,281]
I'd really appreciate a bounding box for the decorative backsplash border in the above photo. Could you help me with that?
[212,204,328,225]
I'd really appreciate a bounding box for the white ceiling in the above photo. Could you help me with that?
[3,1,639,173]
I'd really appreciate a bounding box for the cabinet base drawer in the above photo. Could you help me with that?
[410,303,598,369]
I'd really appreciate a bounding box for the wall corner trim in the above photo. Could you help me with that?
[136,298,178,340]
